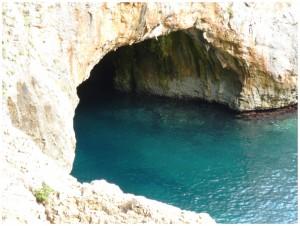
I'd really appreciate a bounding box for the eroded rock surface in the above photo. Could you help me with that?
[112,25,297,111]
[113,28,245,109]
[1,1,297,223]
[45,180,214,224]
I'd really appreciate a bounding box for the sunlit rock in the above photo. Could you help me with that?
[1,1,297,223]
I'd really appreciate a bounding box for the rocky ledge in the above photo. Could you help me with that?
[1,124,215,224]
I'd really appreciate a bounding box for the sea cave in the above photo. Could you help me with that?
[71,30,297,223]
[2,2,298,224]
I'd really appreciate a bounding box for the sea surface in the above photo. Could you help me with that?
[72,93,297,223]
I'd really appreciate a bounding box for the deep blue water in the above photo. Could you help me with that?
[72,93,297,223]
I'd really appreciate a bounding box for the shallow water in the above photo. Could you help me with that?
[72,93,297,223]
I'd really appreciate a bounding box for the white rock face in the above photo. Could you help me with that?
[1,1,297,223]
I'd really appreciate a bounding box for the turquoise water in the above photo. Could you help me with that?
[72,93,297,223]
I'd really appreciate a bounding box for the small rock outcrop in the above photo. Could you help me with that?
[1,1,297,223]
[45,180,214,224]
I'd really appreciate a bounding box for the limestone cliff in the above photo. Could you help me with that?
[1,1,297,223]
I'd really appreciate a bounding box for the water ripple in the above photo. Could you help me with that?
[72,94,297,223]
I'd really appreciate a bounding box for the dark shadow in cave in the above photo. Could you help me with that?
[76,28,245,113]
[77,51,117,103]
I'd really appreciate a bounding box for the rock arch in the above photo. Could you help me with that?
[3,1,297,171]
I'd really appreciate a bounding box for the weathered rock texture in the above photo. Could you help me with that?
[45,180,213,224]
[113,28,245,109]
[112,26,297,110]
[1,1,297,223]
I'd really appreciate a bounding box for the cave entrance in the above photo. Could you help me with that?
[77,28,243,109]
[73,28,243,215]
[71,28,297,223]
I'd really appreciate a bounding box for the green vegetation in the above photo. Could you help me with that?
[148,33,173,60]
[159,35,173,58]
[227,4,233,19]
[33,182,54,203]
